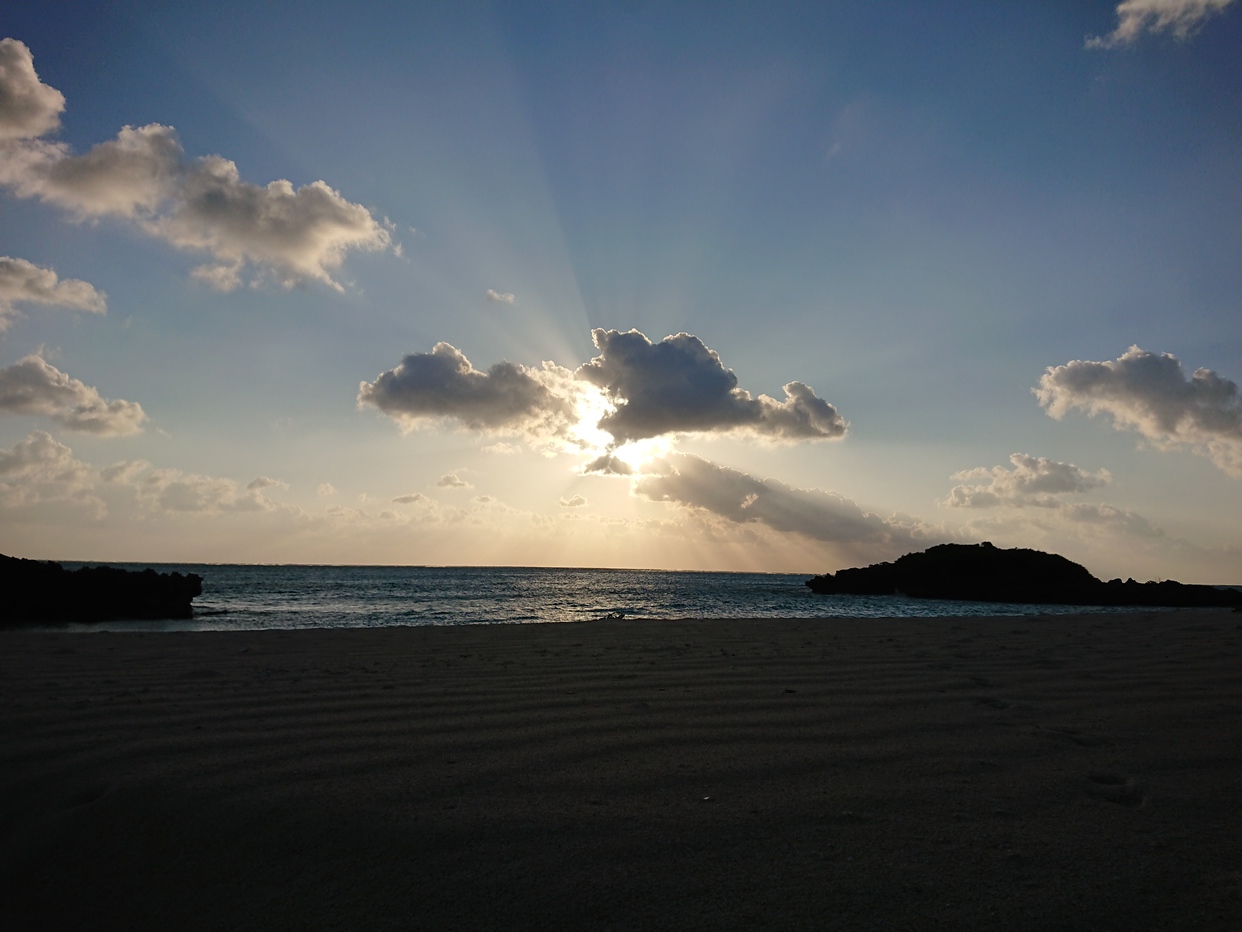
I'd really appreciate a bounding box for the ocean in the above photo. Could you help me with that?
[55,563,1157,631]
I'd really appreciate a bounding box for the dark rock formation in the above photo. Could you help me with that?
[806,542,1242,608]
[1,554,202,625]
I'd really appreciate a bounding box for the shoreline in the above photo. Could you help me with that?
[3,611,1240,929]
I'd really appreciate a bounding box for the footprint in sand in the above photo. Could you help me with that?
[1085,772,1147,809]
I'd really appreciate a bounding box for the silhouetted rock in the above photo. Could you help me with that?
[806,542,1242,608]
[1,554,202,625]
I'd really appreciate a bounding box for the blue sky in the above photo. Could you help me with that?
[1,1,1239,580]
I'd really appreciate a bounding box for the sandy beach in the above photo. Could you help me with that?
[2,611,1240,930]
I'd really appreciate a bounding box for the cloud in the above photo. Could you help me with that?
[1060,502,1166,538]
[0,355,147,435]
[392,492,429,504]
[945,453,1112,508]
[635,453,944,558]
[576,329,847,443]
[485,289,516,304]
[559,494,588,508]
[154,156,392,291]
[1035,345,1242,475]
[359,342,580,437]
[0,256,106,331]
[436,472,471,488]
[0,38,64,141]
[134,467,279,513]
[317,482,337,497]
[0,41,392,291]
[1087,0,1237,48]
[0,430,99,511]
[246,476,286,491]
[582,453,633,476]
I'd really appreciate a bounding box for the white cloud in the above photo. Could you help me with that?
[1087,0,1237,47]
[359,342,581,438]
[485,289,516,304]
[436,472,471,488]
[635,452,945,560]
[0,354,147,435]
[577,329,847,443]
[0,430,100,511]
[317,482,337,497]
[135,466,279,513]
[0,40,392,291]
[945,453,1112,508]
[155,156,392,291]
[559,494,588,508]
[0,429,292,521]
[0,38,64,140]
[0,256,106,331]
[1035,345,1242,476]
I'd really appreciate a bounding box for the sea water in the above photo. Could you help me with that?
[54,563,1156,631]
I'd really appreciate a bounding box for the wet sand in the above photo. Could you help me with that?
[2,611,1240,930]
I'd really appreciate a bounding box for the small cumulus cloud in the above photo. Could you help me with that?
[246,476,286,492]
[358,342,580,437]
[0,256,106,331]
[1087,0,1237,47]
[317,482,337,497]
[0,354,147,435]
[436,473,471,489]
[582,453,633,476]
[485,289,516,304]
[392,492,429,504]
[559,494,588,508]
[577,329,847,443]
[0,39,392,292]
[1035,346,1242,476]
[944,453,1112,508]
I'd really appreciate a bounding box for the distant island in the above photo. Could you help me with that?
[1,554,203,625]
[806,542,1241,608]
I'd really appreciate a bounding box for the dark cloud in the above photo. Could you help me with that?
[358,342,578,436]
[1036,345,1242,476]
[392,492,429,504]
[0,355,147,435]
[582,453,632,476]
[246,476,285,491]
[945,453,1112,508]
[635,453,943,555]
[576,329,847,443]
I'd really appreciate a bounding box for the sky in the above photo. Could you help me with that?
[0,0,1239,581]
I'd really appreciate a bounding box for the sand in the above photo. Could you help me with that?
[2,611,1240,930]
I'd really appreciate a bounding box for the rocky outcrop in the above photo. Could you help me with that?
[806,542,1242,608]
[1,554,202,624]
